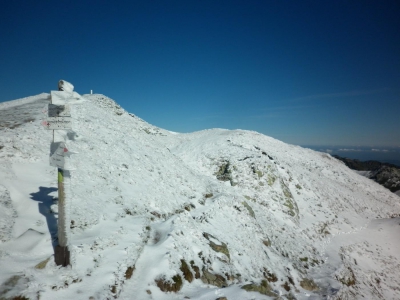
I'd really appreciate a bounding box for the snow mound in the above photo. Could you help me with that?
[0,92,399,300]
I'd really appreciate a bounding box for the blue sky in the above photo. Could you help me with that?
[1,1,399,151]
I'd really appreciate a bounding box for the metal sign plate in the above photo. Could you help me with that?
[50,142,66,169]
[51,91,72,105]
[48,104,71,117]
[49,142,74,169]
[41,117,72,130]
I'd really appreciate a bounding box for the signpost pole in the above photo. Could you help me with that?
[55,167,70,266]
[53,83,71,267]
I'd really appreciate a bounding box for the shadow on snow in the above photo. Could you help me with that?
[30,186,58,249]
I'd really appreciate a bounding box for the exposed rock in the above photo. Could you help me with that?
[336,267,356,287]
[203,233,230,260]
[282,281,290,291]
[190,261,201,279]
[180,260,193,283]
[215,161,236,185]
[252,166,263,179]
[125,266,135,279]
[333,155,400,193]
[201,268,227,287]
[7,296,29,300]
[215,161,231,182]
[262,269,278,282]
[299,278,319,291]
[375,166,400,192]
[262,238,271,247]
[280,180,299,219]
[155,275,183,292]
[241,280,277,297]
[242,200,255,218]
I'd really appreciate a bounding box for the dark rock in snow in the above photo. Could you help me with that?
[333,155,400,194]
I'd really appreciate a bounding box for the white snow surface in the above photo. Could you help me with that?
[0,93,400,300]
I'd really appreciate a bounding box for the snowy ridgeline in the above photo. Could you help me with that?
[0,92,400,300]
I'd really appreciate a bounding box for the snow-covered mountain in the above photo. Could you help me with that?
[1,91,399,300]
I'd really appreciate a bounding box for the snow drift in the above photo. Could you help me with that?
[0,91,399,300]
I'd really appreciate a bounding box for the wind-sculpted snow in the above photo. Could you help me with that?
[0,93,399,299]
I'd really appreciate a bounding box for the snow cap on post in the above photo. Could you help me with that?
[58,80,74,93]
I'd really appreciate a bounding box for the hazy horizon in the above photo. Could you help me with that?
[303,145,400,166]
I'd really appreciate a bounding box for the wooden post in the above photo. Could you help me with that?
[54,168,70,266]
[53,83,71,267]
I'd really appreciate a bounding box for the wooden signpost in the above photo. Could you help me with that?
[44,80,77,267]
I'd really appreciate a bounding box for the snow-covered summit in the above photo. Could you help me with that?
[0,92,399,300]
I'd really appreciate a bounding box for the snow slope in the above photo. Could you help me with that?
[0,92,399,300]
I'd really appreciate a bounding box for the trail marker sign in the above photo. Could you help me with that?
[41,117,72,130]
[51,90,72,105]
[50,142,74,169]
[48,104,71,117]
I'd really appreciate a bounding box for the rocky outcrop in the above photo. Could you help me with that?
[203,233,230,260]
[333,155,400,194]
[215,161,235,186]
[374,166,400,192]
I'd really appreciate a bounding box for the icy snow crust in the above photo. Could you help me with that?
[0,93,399,300]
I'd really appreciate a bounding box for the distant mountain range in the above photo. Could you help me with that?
[333,155,400,195]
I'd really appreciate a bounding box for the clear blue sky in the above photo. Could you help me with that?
[1,0,399,148]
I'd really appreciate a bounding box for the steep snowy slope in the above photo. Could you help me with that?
[0,92,399,300]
